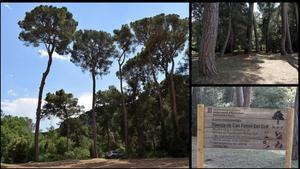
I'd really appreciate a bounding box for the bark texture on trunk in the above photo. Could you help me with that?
[243,87,251,107]
[236,87,244,107]
[91,72,97,158]
[34,46,54,161]
[220,3,231,57]
[295,3,299,50]
[119,61,128,156]
[198,3,219,76]
[253,14,259,52]
[281,3,288,55]
[169,59,178,139]
[245,3,254,54]
[265,3,271,53]
[285,5,293,54]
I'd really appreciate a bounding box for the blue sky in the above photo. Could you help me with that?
[1,3,188,131]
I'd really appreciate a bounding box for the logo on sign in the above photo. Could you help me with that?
[272,111,285,124]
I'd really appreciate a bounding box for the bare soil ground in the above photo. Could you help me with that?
[1,158,188,168]
[192,53,298,84]
[192,137,298,168]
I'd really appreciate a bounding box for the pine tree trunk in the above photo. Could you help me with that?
[230,28,234,55]
[169,59,178,139]
[243,87,251,107]
[265,3,271,53]
[285,5,293,54]
[236,87,244,107]
[253,13,259,52]
[294,3,299,50]
[67,115,69,151]
[34,47,54,161]
[292,87,298,160]
[91,72,97,158]
[198,3,219,76]
[220,3,231,57]
[245,3,254,54]
[119,61,128,157]
[281,3,288,55]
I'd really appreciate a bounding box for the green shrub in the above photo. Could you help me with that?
[7,137,29,163]
[65,147,90,159]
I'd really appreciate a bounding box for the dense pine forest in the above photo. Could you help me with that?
[192,2,298,84]
[1,5,189,164]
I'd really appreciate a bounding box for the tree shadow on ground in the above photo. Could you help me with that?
[74,158,188,168]
[192,54,265,84]
[192,53,298,84]
[260,53,299,70]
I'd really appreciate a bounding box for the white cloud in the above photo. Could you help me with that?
[38,49,70,61]
[3,4,12,10]
[7,89,16,96]
[0,97,57,131]
[1,93,93,131]
[78,93,92,111]
[1,97,38,121]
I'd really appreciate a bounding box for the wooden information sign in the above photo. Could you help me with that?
[197,104,294,168]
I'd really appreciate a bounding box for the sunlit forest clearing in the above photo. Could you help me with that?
[192,2,299,84]
[1,158,188,168]
[192,52,298,84]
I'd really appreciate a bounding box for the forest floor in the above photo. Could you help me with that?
[1,158,188,168]
[192,53,298,84]
[191,137,299,168]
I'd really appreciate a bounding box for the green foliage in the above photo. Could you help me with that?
[70,29,116,76]
[65,147,90,160]
[42,89,83,120]
[1,115,33,163]
[251,87,295,108]
[18,5,77,54]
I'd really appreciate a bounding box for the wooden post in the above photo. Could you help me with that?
[197,104,205,168]
[285,108,294,168]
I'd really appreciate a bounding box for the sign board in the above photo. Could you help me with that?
[196,104,294,168]
[204,107,288,150]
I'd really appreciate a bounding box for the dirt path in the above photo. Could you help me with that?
[192,137,298,168]
[192,53,298,84]
[1,158,188,168]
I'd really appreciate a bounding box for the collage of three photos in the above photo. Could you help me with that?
[1,2,299,168]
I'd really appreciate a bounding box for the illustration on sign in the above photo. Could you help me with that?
[272,110,285,124]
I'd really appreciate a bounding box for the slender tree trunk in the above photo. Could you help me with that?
[285,5,293,54]
[169,59,178,139]
[236,87,244,107]
[245,3,254,54]
[67,116,70,151]
[34,46,54,161]
[243,87,251,107]
[281,3,288,55]
[221,3,231,57]
[198,3,219,76]
[253,14,259,52]
[265,3,271,53]
[230,28,234,55]
[107,120,110,149]
[118,61,128,156]
[91,72,97,158]
[292,87,298,160]
[152,70,166,150]
[294,3,299,50]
